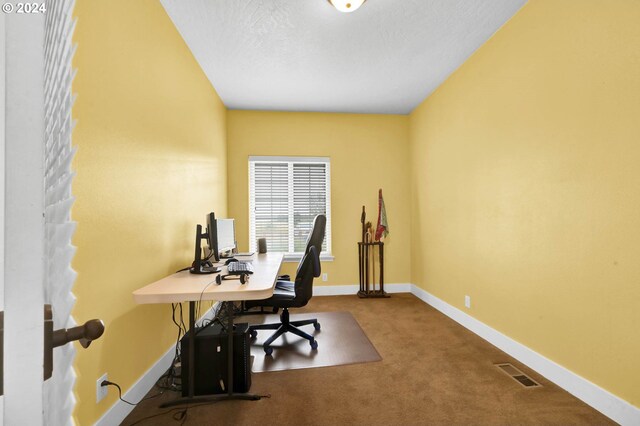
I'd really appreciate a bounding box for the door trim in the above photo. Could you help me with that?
[1,9,7,404]
[4,12,46,425]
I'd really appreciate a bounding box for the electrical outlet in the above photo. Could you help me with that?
[465,295,471,309]
[96,373,108,403]
[322,273,328,282]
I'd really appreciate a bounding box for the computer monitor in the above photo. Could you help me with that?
[216,219,236,257]
[205,212,219,262]
[189,212,220,274]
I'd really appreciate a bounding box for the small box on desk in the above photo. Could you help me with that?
[180,322,252,396]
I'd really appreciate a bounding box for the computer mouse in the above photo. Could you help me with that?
[225,258,238,265]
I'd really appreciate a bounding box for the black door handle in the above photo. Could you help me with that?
[52,318,104,349]
[44,304,105,380]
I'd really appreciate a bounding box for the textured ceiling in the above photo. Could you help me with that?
[160,0,526,114]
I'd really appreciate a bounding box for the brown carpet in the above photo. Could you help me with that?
[123,294,614,426]
[243,311,381,373]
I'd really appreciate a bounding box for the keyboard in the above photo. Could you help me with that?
[227,261,253,274]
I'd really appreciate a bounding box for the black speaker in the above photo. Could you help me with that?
[180,322,251,396]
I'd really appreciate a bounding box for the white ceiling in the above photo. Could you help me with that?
[160,0,526,115]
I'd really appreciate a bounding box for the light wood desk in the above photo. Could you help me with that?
[133,253,283,304]
[133,253,284,406]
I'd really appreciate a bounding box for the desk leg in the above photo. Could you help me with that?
[188,301,196,399]
[226,301,234,395]
[160,301,262,408]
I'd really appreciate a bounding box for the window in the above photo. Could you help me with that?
[249,156,332,260]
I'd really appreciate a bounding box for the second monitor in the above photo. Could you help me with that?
[216,219,236,257]
[216,218,236,258]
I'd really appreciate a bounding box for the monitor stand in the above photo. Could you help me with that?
[189,265,220,275]
[190,224,219,275]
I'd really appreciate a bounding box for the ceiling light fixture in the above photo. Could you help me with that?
[328,0,366,13]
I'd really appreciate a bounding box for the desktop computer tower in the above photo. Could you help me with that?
[180,322,251,396]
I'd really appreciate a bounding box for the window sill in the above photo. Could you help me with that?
[282,253,335,263]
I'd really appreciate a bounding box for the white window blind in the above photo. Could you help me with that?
[249,156,331,256]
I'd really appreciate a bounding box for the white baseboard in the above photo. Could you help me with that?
[410,285,640,426]
[95,303,220,426]
[94,344,175,426]
[313,282,412,296]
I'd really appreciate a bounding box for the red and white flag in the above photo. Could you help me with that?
[375,189,389,241]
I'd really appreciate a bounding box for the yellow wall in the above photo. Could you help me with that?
[409,0,640,407]
[71,1,227,424]
[227,111,410,284]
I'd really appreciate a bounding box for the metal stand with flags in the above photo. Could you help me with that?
[357,189,390,298]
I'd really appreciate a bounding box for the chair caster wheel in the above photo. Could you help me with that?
[313,322,321,331]
[250,330,257,339]
[264,346,273,356]
[310,340,318,350]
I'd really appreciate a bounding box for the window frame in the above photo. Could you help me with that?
[249,156,333,262]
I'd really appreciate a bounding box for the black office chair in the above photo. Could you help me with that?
[248,214,326,355]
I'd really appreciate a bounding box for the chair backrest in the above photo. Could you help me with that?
[303,214,326,264]
[292,246,320,307]
[293,214,326,306]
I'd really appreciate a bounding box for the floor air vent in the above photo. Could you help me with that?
[495,363,541,388]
